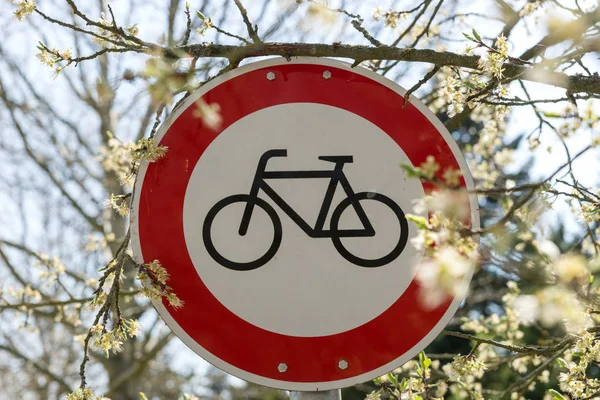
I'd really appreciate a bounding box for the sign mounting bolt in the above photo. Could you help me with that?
[338,359,348,370]
[323,70,332,80]
[278,363,288,373]
[267,72,276,81]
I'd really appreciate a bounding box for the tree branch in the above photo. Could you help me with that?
[0,291,140,311]
[443,330,572,355]
[176,42,600,94]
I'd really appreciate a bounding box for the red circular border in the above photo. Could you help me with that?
[137,64,469,383]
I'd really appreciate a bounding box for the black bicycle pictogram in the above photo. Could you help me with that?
[202,149,409,271]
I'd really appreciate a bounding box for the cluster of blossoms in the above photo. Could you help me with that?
[97,137,135,184]
[581,101,599,131]
[303,2,338,27]
[11,0,35,20]
[137,260,183,309]
[500,243,597,332]
[84,259,120,312]
[85,233,116,252]
[66,387,109,400]
[453,280,584,398]
[460,283,545,380]
[54,304,83,327]
[130,137,169,163]
[438,32,512,122]
[415,245,476,309]
[552,253,589,285]
[526,100,598,155]
[411,205,477,307]
[528,286,591,332]
[98,136,167,186]
[34,253,66,286]
[402,155,464,188]
[438,75,469,118]
[477,35,509,80]
[472,118,502,158]
[372,7,408,28]
[85,289,108,312]
[528,135,541,150]
[94,12,139,48]
[370,353,451,400]
[193,98,223,131]
[557,330,600,398]
[144,56,191,105]
[404,157,478,308]
[94,13,120,47]
[89,319,142,358]
[519,0,542,17]
[505,253,592,332]
[196,11,214,36]
[463,282,526,341]
[468,104,511,189]
[443,354,486,383]
[35,45,73,75]
[3,284,42,304]
[572,196,600,226]
[104,194,131,217]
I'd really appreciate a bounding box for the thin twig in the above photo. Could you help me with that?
[404,65,440,106]
[233,0,262,44]
[181,2,192,46]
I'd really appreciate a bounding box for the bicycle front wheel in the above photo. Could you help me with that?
[202,194,282,271]
[330,192,409,268]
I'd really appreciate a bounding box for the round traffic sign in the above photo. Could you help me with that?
[131,57,479,391]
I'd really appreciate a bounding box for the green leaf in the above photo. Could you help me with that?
[548,389,566,400]
[387,372,398,387]
[557,358,568,368]
[462,32,474,41]
[196,10,206,20]
[424,357,431,369]
[472,28,481,41]
[400,163,421,178]
[542,111,562,118]
[140,393,149,400]
[464,81,476,90]
[406,214,429,230]
[399,377,408,390]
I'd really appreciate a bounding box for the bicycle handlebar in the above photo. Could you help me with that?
[262,149,287,159]
[256,149,288,172]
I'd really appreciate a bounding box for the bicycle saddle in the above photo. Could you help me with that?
[318,155,354,163]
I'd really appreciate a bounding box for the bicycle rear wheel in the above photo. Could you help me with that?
[330,192,408,268]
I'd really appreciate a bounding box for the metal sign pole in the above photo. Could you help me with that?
[290,391,342,400]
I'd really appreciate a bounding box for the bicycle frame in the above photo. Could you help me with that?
[239,149,375,238]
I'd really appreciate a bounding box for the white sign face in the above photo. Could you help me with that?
[184,103,425,337]
[131,57,479,391]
